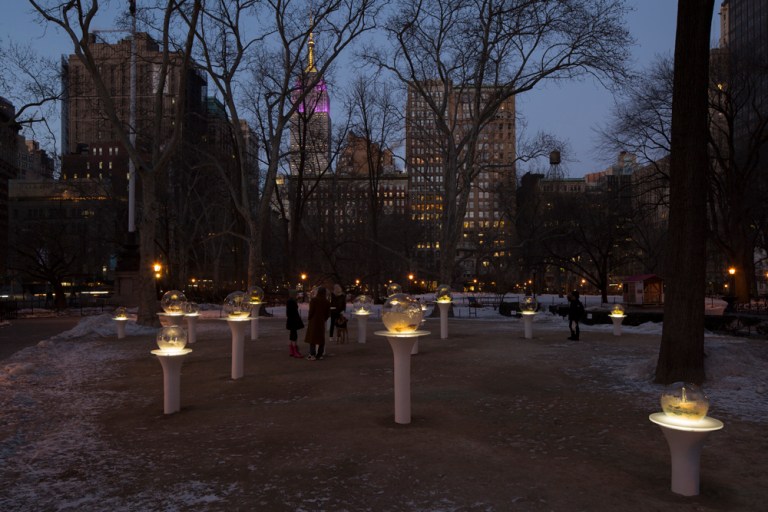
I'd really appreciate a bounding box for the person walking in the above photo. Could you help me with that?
[567,291,585,341]
[286,290,304,358]
[304,286,331,360]
[329,284,346,343]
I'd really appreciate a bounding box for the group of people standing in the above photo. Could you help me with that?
[285,284,347,360]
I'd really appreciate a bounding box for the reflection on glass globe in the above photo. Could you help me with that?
[386,283,402,297]
[435,284,452,303]
[156,325,187,353]
[352,294,373,314]
[223,291,251,318]
[113,306,128,319]
[182,301,200,315]
[382,293,424,333]
[520,296,538,313]
[247,285,265,305]
[661,382,709,421]
[161,290,187,314]
[611,304,626,316]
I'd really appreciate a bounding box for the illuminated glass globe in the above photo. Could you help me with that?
[182,301,200,316]
[113,306,128,319]
[610,304,626,316]
[223,291,251,318]
[520,296,538,314]
[386,283,402,297]
[156,325,187,353]
[661,382,709,421]
[161,290,187,314]
[382,293,424,333]
[352,295,373,315]
[435,284,452,303]
[247,285,265,305]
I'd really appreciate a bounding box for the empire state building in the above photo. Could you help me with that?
[289,31,331,176]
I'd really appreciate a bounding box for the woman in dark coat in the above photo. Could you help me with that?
[286,290,304,358]
[304,286,331,360]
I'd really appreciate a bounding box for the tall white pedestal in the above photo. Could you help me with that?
[151,349,192,414]
[438,302,450,339]
[375,330,429,425]
[610,315,626,336]
[185,314,199,344]
[114,318,127,339]
[354,313,370,343]
[250,316,260,340]
[158,313,185,327]
[649,413,724,496]
[521,312,536,339]
[224,318,250,379]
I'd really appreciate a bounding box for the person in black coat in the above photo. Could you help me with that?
[329,284,346,342]
[567,291,585,341]
[286,290,304,358]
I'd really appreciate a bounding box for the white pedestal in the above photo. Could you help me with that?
[224,318,250,379]
[411,339,419,354]
[158,313,185,326]
[354,313,370,343]
[151,348,192,414]
[649,412,724,496]
[250,316,260,340]
[375,330,429,425]
[114,319,127,339]
[438,302,450,339]
[185,314,199,344]
[610,315,625,336]
[521,312,536,339]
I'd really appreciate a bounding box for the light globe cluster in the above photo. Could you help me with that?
[156,325,188,353]
[435,284,452,303]
[223,291,252,318]
[382,293,424,333]
[353,294,373,315]
[661,382,710,422]
[520,296,538,314]
[161,290,187,315]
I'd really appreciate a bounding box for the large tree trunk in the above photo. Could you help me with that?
[137,174,160,326]
[655,0,715,385]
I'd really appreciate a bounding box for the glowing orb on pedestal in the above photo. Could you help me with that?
[435,284,452,303]
[661,383,710,423]
[611,304,626,316]
[520,296,538,314]
[353,294,373,315]
[386,283,402,297]
[382,293,424,333]
[161,290,187,314]
[113,307,128,320]
[247,285,265,306]
[182,301,200,316]
[156,325,188,354]
[223,291,251,318]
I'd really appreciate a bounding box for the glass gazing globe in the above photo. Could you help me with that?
[435,284,452,303]
[182,301,200,316]
[352,294,373,315]
[386,283,402,297]
[247,285,265,305]
[223,291,251,318]
[611,304,626,316]
[520,296,538,314]
[156,325,187,353]
[661,382,710,422]
[161,290,187,314]
[113,306,128,319]
[382,293,424,333]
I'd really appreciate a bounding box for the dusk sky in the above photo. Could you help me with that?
[1,1,723,178]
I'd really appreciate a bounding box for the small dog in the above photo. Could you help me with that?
[335,313,349,344]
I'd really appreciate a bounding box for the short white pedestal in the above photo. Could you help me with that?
[375,330,429,425]
[354,313,369,343]
[649,413,724,496]
[158,313,185,327]
[610,315,625,336]
[114,319,127,339]
[185,314,199,344]
[521,312,536,339]
[224,318,250,379]
[151,349,192,414]
[250,316,260,341]
[438,302,450,339]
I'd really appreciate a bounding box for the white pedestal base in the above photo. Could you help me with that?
[151,349,192,414]
[354,314,369,343]
[185,315,199,344]
[250,316,260,340]
[225,319,249,379]
[610,315,625,336]
[649,413,724,496]
[522,313,536,339]
[438,302,450,339]
[411,339,419,354]
[375,330,429,424]
[158,313,185,326]
[114,319,127,339]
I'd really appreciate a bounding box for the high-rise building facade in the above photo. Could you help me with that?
[406,82,516,282]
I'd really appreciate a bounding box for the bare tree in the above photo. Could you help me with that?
[364,0,631,283]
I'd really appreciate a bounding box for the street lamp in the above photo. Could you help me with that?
[153,262,162,279]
